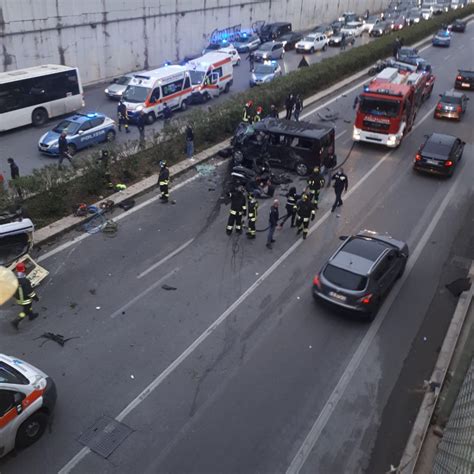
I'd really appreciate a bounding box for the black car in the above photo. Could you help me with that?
[370,21,392,37]
[329,32,355,47]
[451,19,466,32]
[331,20,345,34]
[280,32,303,51]
[414,133,465,177]
[259,22,292,42]
[434,90,469,121]
[313,231,408,320]
[231,118,336,176]
[312,24,334,37]
[396,46,418,62]
[455,70,474,91]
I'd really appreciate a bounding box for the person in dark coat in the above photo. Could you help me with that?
[185,125,194,159]
[136,110,146,144]
[58,131,73,168]
[11,262,39,330]
[226,186,247,235]
[285,93,295,120]
[268,104,279,118]
[158,160,170,202]
[331,168,349,212]
[294,95,303,121]
[162,103,172,127]
[282,186,298,228]
[266,199,279,249]
[7,157,22,199]
[296,193,312,239]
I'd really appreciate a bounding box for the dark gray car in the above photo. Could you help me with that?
[313,231,408,320]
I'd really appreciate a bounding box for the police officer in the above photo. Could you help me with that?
[254,106,263,123]
[117,99,130,133]
[296,193,312,240]
[307,166,324,220]
[11,262,39,330]
[158,160,170,203]
[283,186,298,227]
[243,100,253,123]
[226,186,246,235]
[58,131,73,168]
[331,168,349,212]
[246,191,258,239]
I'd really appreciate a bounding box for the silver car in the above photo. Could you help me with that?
[105,73,139,100]
[233,33,261,53]
[250,61,282,86]
[253,41,284,61]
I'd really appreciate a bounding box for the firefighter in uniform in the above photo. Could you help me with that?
[226,186,247,235]
[117,99,130,133]
[246,191,258,239]
[158,160,170,202]
[11,262,39,330]
[253,106,263,122]
[296,193,312,240]
[307,166,324,220]
[242,100,253,123]
[284,186,298,227]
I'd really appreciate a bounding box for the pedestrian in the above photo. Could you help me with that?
[242,100,253,123]
[247,51,255,71]
[162,103,172,128]
[158,160,170,203]
[282,186,298,228]
[254,106,263,122]
[307,166,324,219]
[136,110,146,144]
[8,157,23,199]
[57,131,74,168]
[266,199,279,249]
[285,93,295,120]
[226,186,247,235]
[185,125,194,159]
[294,95,303,121]
[331,168,348,212]
[296,193,312,240]
[340,33,347,51]
[393,36,401,59]
[268,104,279,119]
[117,99,130,133]
[11,262,39,330]
[246,191,258,239]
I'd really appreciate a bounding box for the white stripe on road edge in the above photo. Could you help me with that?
[335,130,347,140]
[58,103,435,474]
[285,159,463,474]
[443,54,451,60]
[137,238,195,279]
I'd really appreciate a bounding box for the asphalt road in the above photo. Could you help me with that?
[0,27,473,474]
[0,34,372,176]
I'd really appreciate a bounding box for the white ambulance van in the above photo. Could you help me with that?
[122,65,193,124]
[186,52,234,103]
[0,354,56,457]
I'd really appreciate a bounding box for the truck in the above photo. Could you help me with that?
[353,67,428,148]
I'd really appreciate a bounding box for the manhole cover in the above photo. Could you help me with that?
[77,416,133,458]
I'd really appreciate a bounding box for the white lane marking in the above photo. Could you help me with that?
[58,100,435,474]
[444,54,451,60]
[38,160,227,264]
[110,267,180,319]
[285,163,463,474]
[335,130,347,140]
[137,238,195,279]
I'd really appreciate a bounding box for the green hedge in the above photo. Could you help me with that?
[3,6,473,228]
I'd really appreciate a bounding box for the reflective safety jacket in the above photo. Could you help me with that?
[117,103,129,119]
[308,172,324,192]
[286,191,298,210]
[247,197,258,220]
[158,167,170,186]
[297,199,312,218]
[15,277,36,306]
[242,106,251,123]
[229,190,247,214]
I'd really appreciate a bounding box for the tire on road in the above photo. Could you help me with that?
[295,161,309,176]
[105,130,116,142]
[32,108,48,127]
[16,412,48,449]
[145,112,156,125]
[224,82,231,93]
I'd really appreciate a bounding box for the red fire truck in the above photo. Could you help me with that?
[352,67,428,148]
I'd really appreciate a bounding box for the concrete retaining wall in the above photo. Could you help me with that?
[0,0,389,85]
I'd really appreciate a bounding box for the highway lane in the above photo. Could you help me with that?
[0,35,372,175]
[0,27,473,474]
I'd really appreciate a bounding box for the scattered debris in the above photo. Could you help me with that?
[317,111,339,122]
[130,375,135,379]
[69,302,77,309]
[446,277,471,297]
[119,199,135,211]
[96,306,101,310]
[162,284,177,291]
[36,332,79,347]
[196,164,216,176]
[89,289,96,295]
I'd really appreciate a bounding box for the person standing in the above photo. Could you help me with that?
[246,191,258,239]
[136,110,146,144]
[285,93,295,120]
[57,131,73,168]
[296,193,312,240]
[294,95,303,121]
[242,100,253,123]
[331,168,349,212]
[162,103,172,127]
[247,51,255,71]
[185,125,194,159]
[158,160,170,203]
[266,199,279,249]
[307,166,324,219]
[117,99,130,133]
[253,106,263,122]
[282,186,298,228]
[7,157,22,199]
[340,33,347,51]
[268,104,279,118]
[226,186,246,235]
[393,36,401,59]
[11,262,39,330]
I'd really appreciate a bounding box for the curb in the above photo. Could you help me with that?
[398,262,474,474]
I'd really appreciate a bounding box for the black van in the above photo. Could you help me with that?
[259,22,292,42]
[231,118,336,176]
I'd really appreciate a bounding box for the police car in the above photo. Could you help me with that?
[250,61,282,86]
[38,112,116,156]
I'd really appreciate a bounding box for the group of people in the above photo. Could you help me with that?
[241,93,304,124]
[226,165,349,249]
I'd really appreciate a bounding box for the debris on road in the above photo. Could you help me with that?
[89,289,96,295]
[96,306,101,310]
[36,332,79,347]
[119,199,135,211]
[162,284,177,291]
[196,164,216,177]
[446,277,471,297]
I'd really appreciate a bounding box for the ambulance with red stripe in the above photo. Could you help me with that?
[122,65,193,124]
[186,52,234,103]
[0,354,56,457]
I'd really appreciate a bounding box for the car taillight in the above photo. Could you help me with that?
[436,103,443,110]
[456,75,462,80]
[313,275,321,288]
[415,153,422,161]
[444,160,453,167]
[456,106,462,113]
[359,293,373,304]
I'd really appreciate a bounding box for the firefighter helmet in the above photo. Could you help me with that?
[15,262,26,273]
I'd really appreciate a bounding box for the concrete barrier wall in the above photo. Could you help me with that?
[0,0,389,85]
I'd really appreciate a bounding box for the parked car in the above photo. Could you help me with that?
[295,33,328,53]
[259,22,292,42]
[392,16,406,30]
[202,39,232,55]
[370,21,392,37]
[331,20,345,34]
[232,33,261,53]
[432,29,451,46]
[434,89,468,120]
[250,61,282,86]
[329,32,355,47]
[253,41,285,61]
[451,19,466,32]
[280,32,303,50]
[454,69,474,90]
[312,24,334,37]
[362,16,382,34]
[218,46,241,66]
[38,112,116,156]
[414,133,465,177]
[420,7,433,19]
[397,46,419,61]
[104,72,141,100]
[341,21,364,37]
[313,231,409,320]
[339,11,358,24]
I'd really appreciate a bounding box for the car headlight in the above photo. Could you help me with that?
[353,127,361,140]
[105,88,109,94]
[136,105,144,112]
[387,134,397,146]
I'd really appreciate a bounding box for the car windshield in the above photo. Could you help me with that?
[440,95,461,104]
[303,36,315,41]
[114,76,131,86]
[324,264,368,291]
[206,43,221,50]
[360,97,401,117]
[236,35,252,43]
[254,64,274,74]
[0,362,29,384]
[259,43,273,51]
[367,16,379,23]
[424,140,452,156]
[52,120,81,135]
[436,30,449,37]
[123,85,150,103]
[188,70,206,85]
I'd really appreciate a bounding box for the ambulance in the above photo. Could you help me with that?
[186,52,234,103]
[0,354,56,457]
[121,65,193,124]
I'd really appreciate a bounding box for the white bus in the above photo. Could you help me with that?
[0,64,84,132]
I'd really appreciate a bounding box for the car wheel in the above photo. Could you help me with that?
[67,144,77,156]
[323,44,327,51]
[232,150,244,165]
[105,130,116,142]
[32,108,48,126]
[224,82,231,93]
[396,261,406,280]
[236,59,241,66]
[204,92,211,102]
[295,162,308,176]
[145,112,156,125]
[16,412,48,449]
[180,99,188,111]
[310,47,314,54]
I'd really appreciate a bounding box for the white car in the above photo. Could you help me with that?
[362,16,382,34]
[295,33,328,53]
[218,46,241,66]
[421,8,433,19]
[341,21,364,37]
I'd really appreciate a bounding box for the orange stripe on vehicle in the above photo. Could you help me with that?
[0,388,45,428]
[219,74,232,82]
[214,57,232,68]
[0,408,17,428]
[146,87,193,107]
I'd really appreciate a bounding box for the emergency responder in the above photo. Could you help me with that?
[285,93,295,120]
[266,199,279,249]
[162,102,172,127]
[296,193,312,240]
[11,262,39,330]
[158,160,170,202]
[254,106,263,122]
[331,168,349,212]
[282,186,298,227]
[136,110,146,144]
[246,191,258,239]
[226,186,246,235]
[242,100,253,123]
[117,99,130,133]
[7,157,22,199]
[307,166,324,220]
[58,131,73,168]
[268,104,279,119]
